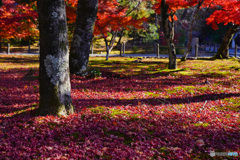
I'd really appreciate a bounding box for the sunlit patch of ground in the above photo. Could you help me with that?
[0,55,239,159]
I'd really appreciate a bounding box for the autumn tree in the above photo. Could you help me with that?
[206,0,240,59]
[0,0,38,40]
[154,0,197,69]
[94,0,147,60]
[181,0,210,61]
[69,0,98,75]
[37,0,74,116]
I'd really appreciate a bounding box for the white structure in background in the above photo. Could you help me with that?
[232,31,240,48]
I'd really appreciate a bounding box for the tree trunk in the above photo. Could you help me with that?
[108,31,117,53]
[37,0,74,116]
[213,25,239,59]
[181,11,196,61]
[161,0,177,69]
[69,0,98,76]
[104,38,110,60]
[116,30,124,48]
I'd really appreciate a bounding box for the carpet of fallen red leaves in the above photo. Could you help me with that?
[0,55,240,159]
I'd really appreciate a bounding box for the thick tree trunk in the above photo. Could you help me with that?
[161,0,177,69]
[69,0,98,76]
[166,38,177,69]
[37,0,74,116]
[213,25,239,59]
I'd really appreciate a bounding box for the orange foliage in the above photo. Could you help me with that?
[153,0,198,16]
[153,0,240,30]
[0,0,38,40]
[206,0,240,30]
[66,0,147,38]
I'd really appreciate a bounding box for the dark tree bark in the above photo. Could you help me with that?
[37,0,74,116]
[104,38,110,61]
[161,0,177,69]
[116,30,124,48]
[69,0,98,76]
[213,25,239,59]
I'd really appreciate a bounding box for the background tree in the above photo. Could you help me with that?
[37,0,74,116]
[94,0,147,60]
[154,0,197,69]
[181,0,208,61]
[206,0,240,59]
[69,0,98,76]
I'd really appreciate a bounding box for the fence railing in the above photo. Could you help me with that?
[0,42,39,54]
[1,41,239,58]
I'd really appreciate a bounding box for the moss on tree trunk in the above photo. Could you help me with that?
[37,0,74,116]
[213,25,239,59]
[161,0,177,69]
[69,0,98,76]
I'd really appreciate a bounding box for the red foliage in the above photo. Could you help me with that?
[153,0,198,21]
[206,0,240,30]
[0,0,38,39]
[66,0,147,38]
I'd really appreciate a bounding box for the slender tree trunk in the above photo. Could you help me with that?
[70,0,98,76]
[116,29,124,48]
[104,38,110,60]
[161,0,177,69]
[213,25,239,59]
[108,31,117,53]
[37,0,74,116]
[181,0,205,61]
[181,13,196,61]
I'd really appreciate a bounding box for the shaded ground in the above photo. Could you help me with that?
[0,55,239,159]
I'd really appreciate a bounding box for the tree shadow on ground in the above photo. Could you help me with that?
[73,93,240,110]
[0,68,38,115]
[0,57,39,64]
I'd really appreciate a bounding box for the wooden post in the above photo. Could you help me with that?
[38,40,40,54]
[123,42,125,56]
[157,43,160,58]
[154,42,156,55]
[28,40,31,53]
[91,43,93,54]
[195,44,198,58]
[120,43,122,56]
[191,37,199,56]
[235,44,238,57]
[7,43,10,54]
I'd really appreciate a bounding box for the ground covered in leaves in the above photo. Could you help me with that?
[0,55,240,159]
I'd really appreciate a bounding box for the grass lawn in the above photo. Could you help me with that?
[0,55,239,159]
